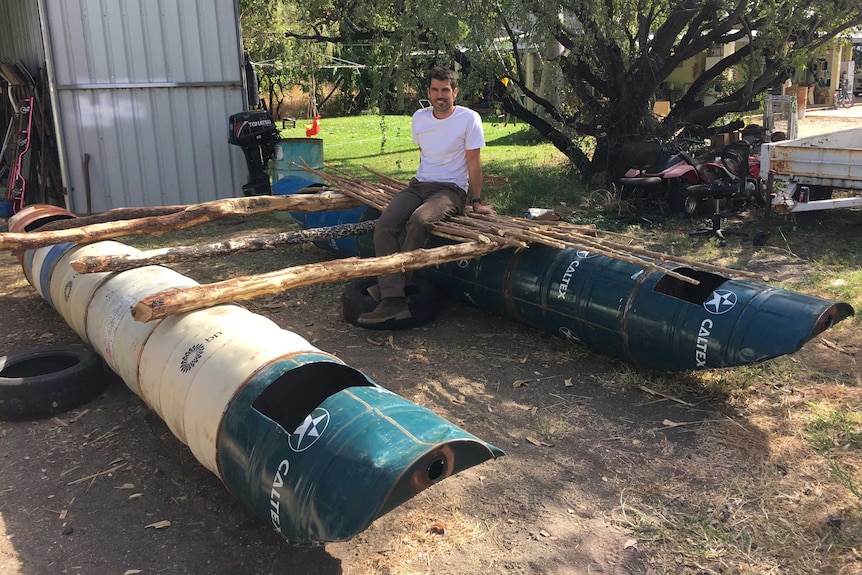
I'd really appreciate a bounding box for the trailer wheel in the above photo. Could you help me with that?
[342,277,440,330]
[0,346,107,421]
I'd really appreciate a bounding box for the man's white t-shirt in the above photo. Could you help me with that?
[412,105,485,192]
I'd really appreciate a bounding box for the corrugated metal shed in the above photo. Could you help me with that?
[1,0,248,212]
[0,0,46,70]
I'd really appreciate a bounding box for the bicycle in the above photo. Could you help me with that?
[832,85,855,109]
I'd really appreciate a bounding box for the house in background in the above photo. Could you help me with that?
[798,32,860,105]
[0,0,252,213]
[656,31,861,111]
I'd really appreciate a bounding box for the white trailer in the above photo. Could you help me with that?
[760,127,862,213]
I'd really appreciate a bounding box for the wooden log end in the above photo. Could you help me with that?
[69,259,87,273]
[130,301,155,323]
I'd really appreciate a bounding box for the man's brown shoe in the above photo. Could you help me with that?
[357,297,411,325]
[367,283,382,303]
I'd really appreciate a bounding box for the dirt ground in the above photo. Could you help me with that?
[1,109,861,575]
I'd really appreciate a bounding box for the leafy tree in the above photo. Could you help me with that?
[239,0,303,116]
[277,0,473,114]
[488,1,862,180]
[240,0,862,181]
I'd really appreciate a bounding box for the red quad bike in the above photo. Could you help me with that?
[616,138,709,223]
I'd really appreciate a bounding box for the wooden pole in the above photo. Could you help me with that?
[34,205,189,231]
[0,193,361,251]
[71,220,378,274]
[131,240,507,322]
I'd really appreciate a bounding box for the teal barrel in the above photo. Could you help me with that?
[271,138,324,185]
[218,354,502,543]
[417,242,853,371]
[299,206,377,256]
[353,229,852,371]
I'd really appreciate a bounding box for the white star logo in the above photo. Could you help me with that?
[703,290,738,315]
[288,408,330,452]
[559,327,582,343]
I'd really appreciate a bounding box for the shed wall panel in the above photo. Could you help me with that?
[0,0,45,71]
[49,0,243,86]
[43,0,247,211]
[58,86,245,211]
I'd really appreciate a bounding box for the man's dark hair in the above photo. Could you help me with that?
[428,66,457,90]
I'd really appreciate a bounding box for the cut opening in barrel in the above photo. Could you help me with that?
[814,303,855,335]
[653,268,728,303]
[22,215,74,231]
[251,362,371,433]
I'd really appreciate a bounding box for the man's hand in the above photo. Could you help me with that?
[470,202,496,215]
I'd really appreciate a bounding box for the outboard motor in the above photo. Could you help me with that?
[228,110,280,196]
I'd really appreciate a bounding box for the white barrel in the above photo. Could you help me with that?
[182,326,321,474]
[86,265,198,395]
[137,304,282,441]
[28,243,76,306]
[49,241,142,342]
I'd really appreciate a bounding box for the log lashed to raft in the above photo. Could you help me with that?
[129,240,505,322]
[71,220,377,274]
[0,192,361,251]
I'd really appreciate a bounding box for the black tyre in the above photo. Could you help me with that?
[668,181,701,217]
[342,277,440,330]
[0,346,107,421]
